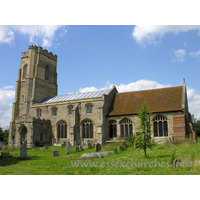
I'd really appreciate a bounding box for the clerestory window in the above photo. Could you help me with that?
[86,104,93,114]
[37,109,42,118]
[52,107,57,116]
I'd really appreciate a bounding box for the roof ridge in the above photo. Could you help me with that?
[39,88,112,104]
[53,88,111,97]
[117,85,183,95]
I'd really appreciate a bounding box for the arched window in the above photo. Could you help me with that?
[68,105,73,115]
[45,65,49,81]
[82,119,93,138]
[109,120,117,138]
[86,104,93,114]
[57,120,67,139]
[153,115,168,137]
[36,109,42,118]
[119,118,133,137]
[23,64,27,80]
[52,107,57,116]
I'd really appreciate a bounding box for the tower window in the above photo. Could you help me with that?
[22,95,24,103]
[45,65,49,81]
[23,64,27,80]
[40,133,44,141]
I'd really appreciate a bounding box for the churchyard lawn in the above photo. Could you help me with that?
[0,139,200,175]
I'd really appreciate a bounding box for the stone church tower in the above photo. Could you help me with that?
[9,46,58,147]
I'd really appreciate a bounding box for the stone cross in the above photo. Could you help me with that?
[0,140,3,150]
[20,140,28,159]
[95,143,101,152]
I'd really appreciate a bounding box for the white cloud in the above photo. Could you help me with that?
[187,87,200,119]
[0,86,15,129]
[189,50,200,57]
[0,25,66,47]
[116,79,171,92]
[79,86,99,93]
[0,26,14,44]
[79,79,200,120]
[172,49,186,62]
[79,80,171,93]
[132,25,200,45]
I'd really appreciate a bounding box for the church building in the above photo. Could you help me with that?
[8,46,196,147]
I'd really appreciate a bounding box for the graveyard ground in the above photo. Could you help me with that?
[0,138,200,175]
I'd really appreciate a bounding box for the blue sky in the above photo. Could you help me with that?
[1,25,200,128]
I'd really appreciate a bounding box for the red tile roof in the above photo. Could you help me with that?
[108,86,183,116]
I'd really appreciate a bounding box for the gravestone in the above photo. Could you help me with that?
[79,145,83,151]
[0,140,3,150]
[66,145,72,153]
[95,143,101,152]
[62,142,66,147]
[81,152,104,158]
[189,154,194,160]
[74,141,78,147]
[87,140,91,149]
[20,140,28,159]
[52,151,59,156]
[118,146,121,151]
[67,142,71,147]
[1,152,10,157]
[75,146,79,152]
[99,152,109,156]
[52,138,56,144]
[33,147,39,151]
[114,148,117,153]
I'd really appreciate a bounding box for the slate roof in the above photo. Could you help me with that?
[108,86,183,116]
[39,89,111,104]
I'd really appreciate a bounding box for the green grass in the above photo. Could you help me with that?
[0,139,200,175]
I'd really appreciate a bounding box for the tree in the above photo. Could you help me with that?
[136,102,155,158]
[193,117,200,136]
[0,126,9,144]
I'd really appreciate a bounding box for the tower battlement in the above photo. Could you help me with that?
[21,45,57,61]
